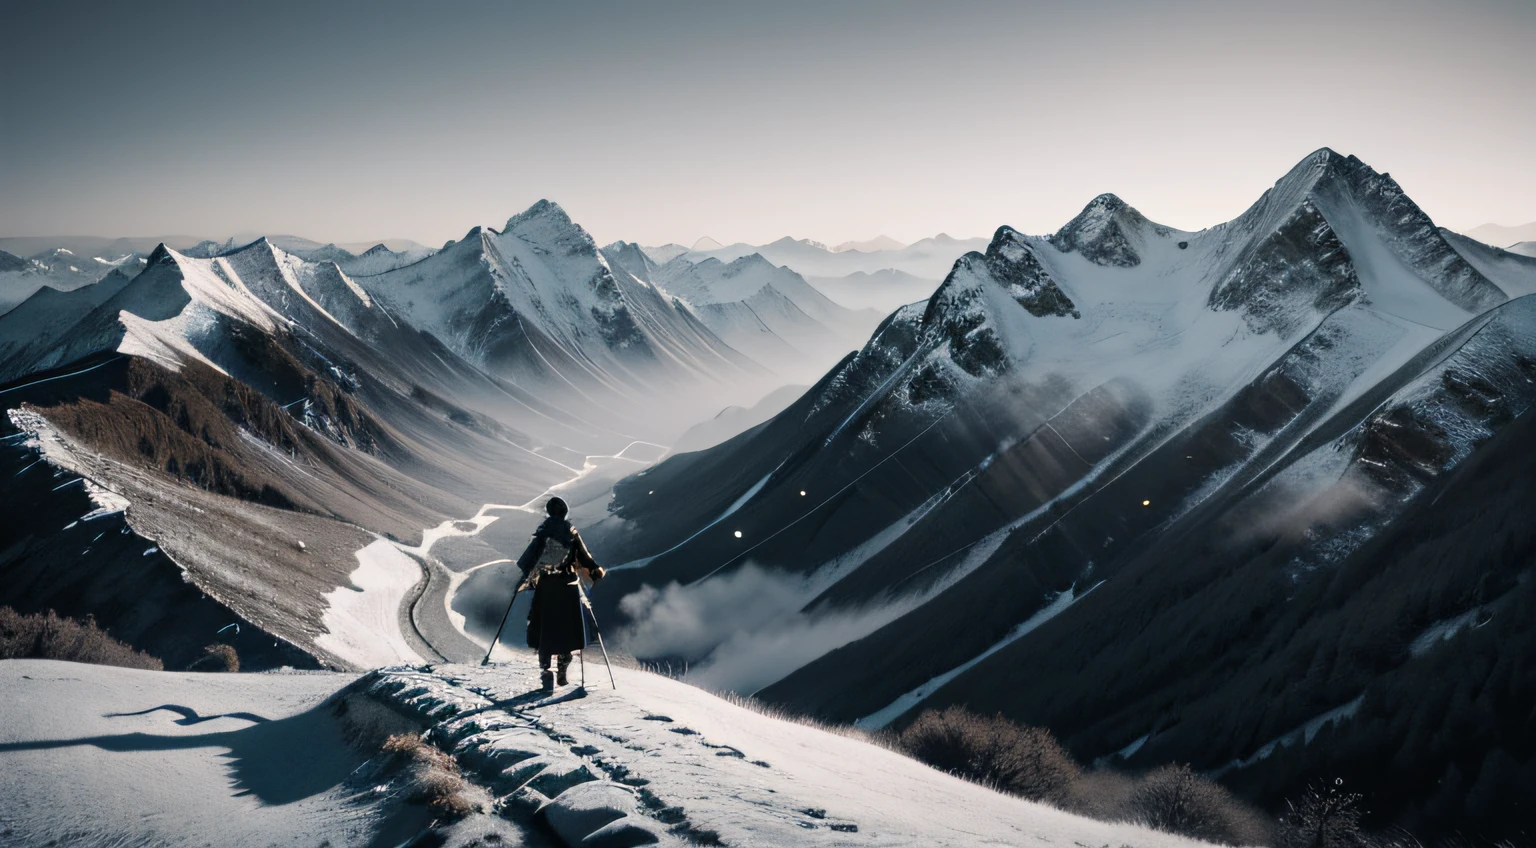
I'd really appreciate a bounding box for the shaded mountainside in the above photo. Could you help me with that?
[596,149,1536,840]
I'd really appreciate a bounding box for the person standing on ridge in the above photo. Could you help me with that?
[516,496,605,692]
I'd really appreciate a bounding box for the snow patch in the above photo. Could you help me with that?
[315,540,425,669]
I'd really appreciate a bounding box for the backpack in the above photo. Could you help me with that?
[534,532,573,573]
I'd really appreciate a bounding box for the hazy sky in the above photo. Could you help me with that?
[4,0,1532,247]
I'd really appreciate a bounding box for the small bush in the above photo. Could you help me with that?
[898,706,1081,803]
[1129,763,1274,847]
[383,733,480,818]
[186,643,239,672]
[0,606,162,670]
[1063,768,1139,821]
[334,692,421,750]
[1279,779,1367,848]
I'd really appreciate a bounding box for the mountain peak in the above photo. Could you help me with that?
[727,253,777,272]
[144,243,178,267]
[501,200,596,258]
[505,198,572,230]
[692,236,724,251]
[1048,193,1154,268]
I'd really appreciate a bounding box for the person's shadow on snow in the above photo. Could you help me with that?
[0,701,355,806]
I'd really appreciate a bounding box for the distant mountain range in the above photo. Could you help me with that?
[0,236,434,315]
[644,233,988,281]
[1462,221,1536,248]
[601,245,884,383]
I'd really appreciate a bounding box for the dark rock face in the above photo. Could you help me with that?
[1048,194,1164,268]
[1314,154,1506,314]
[983,228,1080,319]
[1209,199,1361,334]
[915,228,1080,379]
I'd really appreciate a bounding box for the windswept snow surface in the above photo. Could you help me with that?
[315,540,426,668]
[363,656,1216,848]
[0,661,427,848]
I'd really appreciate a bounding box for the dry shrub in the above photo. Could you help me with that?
[1129,763,1275,846]
[383,733,480,818]
[186,643,239,672]
[1063,768,1139,821]
[898,706,1081,803]
[334,692,422,750]
[0,606,162,670]
[1278,779,1367,848]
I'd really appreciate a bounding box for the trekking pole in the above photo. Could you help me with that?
[575,579,617,690]
[482,573,530,666]
[577,589,588,690]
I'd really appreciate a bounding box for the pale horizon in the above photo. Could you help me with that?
[4,0,1532,249]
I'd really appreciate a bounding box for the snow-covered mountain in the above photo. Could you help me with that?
[639,242,690,263]
[604,248,883,382]
[1508,240,1536,258]
[592,149,1536,837]
[355,201,769,440]
[0,269,134,374]
[337,242,434,275]
[182,236,436,272]
[0,247,147,314]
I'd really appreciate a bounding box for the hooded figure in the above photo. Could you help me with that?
[516,496,605,690]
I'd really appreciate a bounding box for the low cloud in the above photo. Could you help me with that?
[1232,468,1386,545]
[617,563,918,694]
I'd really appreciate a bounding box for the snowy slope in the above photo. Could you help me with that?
[0,657,1220,848]
[20,244,284,379]
[1440,228,1536,298]
[0,661,431,848]
[339,242,435,275]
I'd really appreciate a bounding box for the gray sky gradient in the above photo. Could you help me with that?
[3,0,1532,247]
